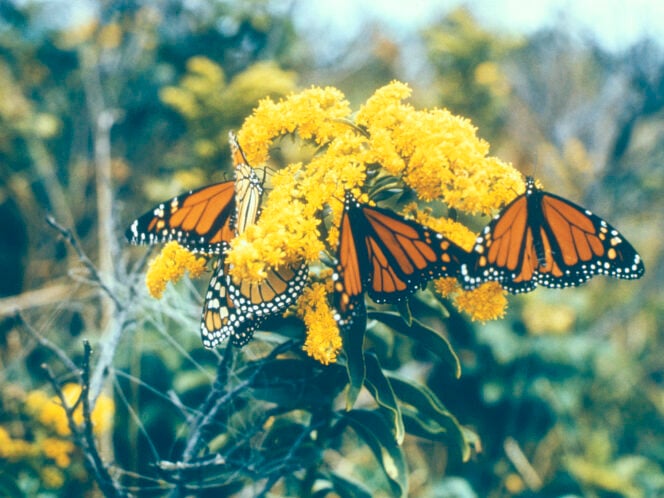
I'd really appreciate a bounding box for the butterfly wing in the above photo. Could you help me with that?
[125,181,236,254]
[463,177,645,293]
[462,190,538,293]
[532,188,645,288]
[228,263,309,318]
[360,202,469,302]
[200,258,262,348]
[332,194,370,329]
[333,191,469,327]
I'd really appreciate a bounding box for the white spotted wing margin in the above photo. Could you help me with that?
[200,258,259,348]
[200,257,309,348]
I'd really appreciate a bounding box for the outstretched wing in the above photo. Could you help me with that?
[462,177,645,293]
[333,191,469,327]
[125,181,236,254]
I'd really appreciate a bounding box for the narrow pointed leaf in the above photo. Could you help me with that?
[364,352,405,444]
[343,409,408,497]
[340,302,367,409]
[387,374,477,462]
[369,311,461,378]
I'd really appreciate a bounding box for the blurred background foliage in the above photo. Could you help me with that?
[0,0,662,497]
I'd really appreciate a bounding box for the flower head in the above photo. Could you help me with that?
[146,241,207,298]
[297,282,342,365]
[438,280,509,322]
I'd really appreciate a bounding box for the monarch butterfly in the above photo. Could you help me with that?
[461,176,645,293]
[333,191,470,328]
[127,132,308,347]
[199,135,308,348]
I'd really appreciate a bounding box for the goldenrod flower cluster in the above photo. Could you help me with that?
[1,384,115,489]
[297,281,342,365]
[24,383,115,438]
[146,241,207,298]
[147,81,521,363]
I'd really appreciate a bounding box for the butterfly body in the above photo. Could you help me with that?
[333,191,469,327]
[462,177,645,293]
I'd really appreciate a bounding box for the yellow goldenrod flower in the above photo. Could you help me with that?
[25,389,50,413]
[356,81,521,214]
[42,437,75,468]
[222,81,523,330]
[237,85,352,164]
[26,389,67,435]
[27,384,115,438]
[297,283,342,365]
[41,466,66,489]
[434,277,462,298]
[453,282,508,322]
[60,384,115,436]
[90,391,115,435]
[0,426,37,460]
[146,241,207,298]
[144,81,526,350]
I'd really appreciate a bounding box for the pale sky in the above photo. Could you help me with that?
[293,0,664,53]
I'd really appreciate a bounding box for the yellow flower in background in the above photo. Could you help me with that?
[0,426,38,460]
[146,241,207,298]
[25,384,115,437]
[42,437,75,468]
[26,388,71,436]
[41,466,65,489]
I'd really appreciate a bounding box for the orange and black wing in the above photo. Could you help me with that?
[125,181,236,254]
[201,260,308,348]
[333,191,469,326]
[462,177,645,293]
[200,258,259,348]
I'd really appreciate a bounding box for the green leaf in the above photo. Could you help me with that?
[343,409,409,497]
[326,472,373,498]
[370,176,404,200]
[340,311,367,410]
[364,352,405,444]
[387,374,477,462]
[369,311,461,379]
[248,358,346,408]
[395,299,413,326]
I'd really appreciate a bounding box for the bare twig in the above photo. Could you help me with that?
[45,214,134,404]
[16,310,81,374]
[80,341,127,497]
[0,283,94,317]
[26,136,75,229]
[504,436,543,491]
[42,341,127,498]
[89,308,132,404]
[167,341,297,498]
[45,215,122,311]
[79,41,122,334]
